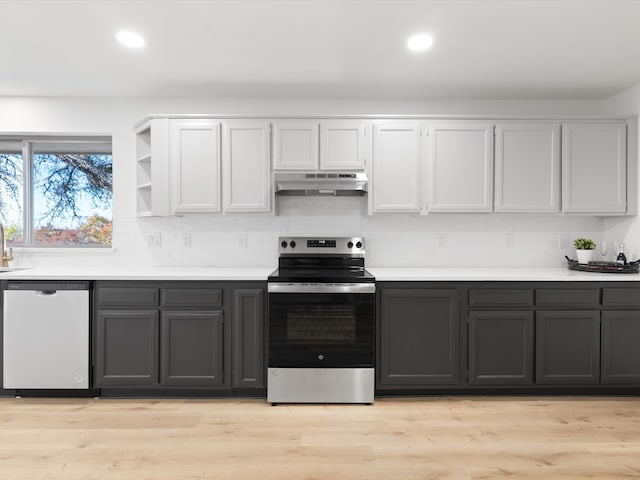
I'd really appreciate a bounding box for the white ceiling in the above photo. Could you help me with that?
[2,0,640,100]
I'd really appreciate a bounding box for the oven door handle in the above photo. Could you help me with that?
[267,283,376,294]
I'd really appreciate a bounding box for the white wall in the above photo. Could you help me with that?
[603,83,640,261]
[0,96,609,268]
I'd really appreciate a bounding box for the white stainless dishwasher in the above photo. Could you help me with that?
[3,282,90,389]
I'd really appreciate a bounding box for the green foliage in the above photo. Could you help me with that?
[573,237,596,250]
[4,223,22,242]
[33,214,112,245]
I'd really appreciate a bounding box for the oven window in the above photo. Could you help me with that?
[268,291,375,367]
[286,305,356,344]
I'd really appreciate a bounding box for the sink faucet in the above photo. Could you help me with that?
[0,223,14,267]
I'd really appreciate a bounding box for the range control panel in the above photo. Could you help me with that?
[307,240,336,248]
[278,237,365,255]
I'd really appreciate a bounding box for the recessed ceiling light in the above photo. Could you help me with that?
[407,33,433,52]
[116,31,145,49]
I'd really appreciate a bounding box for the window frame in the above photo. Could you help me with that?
[0,134,113,247]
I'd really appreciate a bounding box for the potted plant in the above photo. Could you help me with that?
[574,237,596,264]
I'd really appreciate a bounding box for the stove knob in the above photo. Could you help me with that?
[318,354,324,360]
[290,240,296,248]
[356,241,362,249]
[281,240,288,249]
[347,241,354,249]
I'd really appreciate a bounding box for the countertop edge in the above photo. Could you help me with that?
[3,267,640,282]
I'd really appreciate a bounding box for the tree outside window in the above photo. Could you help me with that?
[0,137,112,247]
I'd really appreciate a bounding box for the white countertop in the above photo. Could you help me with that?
[1,266,639,282]
[0,266,275,281]
[367,267,640,282]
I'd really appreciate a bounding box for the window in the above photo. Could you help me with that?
[0,136,112,247]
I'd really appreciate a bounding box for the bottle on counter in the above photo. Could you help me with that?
[616,243,628,265]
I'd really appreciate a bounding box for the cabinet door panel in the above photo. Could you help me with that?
[160,311,224,386]
[233,288,265,389]
[320,121,366,170]
[95,310,159,386]
[468,289,534,308]
[222,121,271,212]
[536,311,600,384]
[428,122,493,212]
[601,311,640,384]
[372,122,421,213]
[98,287,159,308]
[161,288,222,308]
[602,288,640,308]
[562,123,626,213]
[170,119,221,213]
[468,311,533,385]
[379,288,459,386]
[535,288,600,308]
[273,121,319,170]
[495,123,560,212]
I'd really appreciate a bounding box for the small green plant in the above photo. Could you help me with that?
[573,237,596,250]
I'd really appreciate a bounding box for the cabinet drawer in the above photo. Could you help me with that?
[602,288,640,307]
[535,288,600,308]
[98,287,160,308]
[161,288,222,308]
[468,289,533,308]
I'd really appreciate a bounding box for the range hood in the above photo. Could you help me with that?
[274,172,368,197]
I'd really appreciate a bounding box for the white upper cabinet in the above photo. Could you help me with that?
[273,120,367,171]
[222,121,271,213]
[494,123,561,213]
[319,121,367,170]
[562,123,627,214]
[169,119,221,214]
[371,122,422,213]
[427,122,494,212]
[272,121,319,171]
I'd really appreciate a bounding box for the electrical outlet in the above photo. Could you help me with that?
[147,233,161,248]
[438,233,447,248]
[558,235,569,249]
[183,233,192,248]
[238,233,247,249]
[505,232,514,248]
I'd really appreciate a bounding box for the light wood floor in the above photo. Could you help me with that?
[1,396,639,479]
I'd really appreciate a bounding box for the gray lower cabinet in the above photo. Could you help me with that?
[232,287,265,389]
[378,287,459,388]
[535,310,600,384]
[468,311,534,385]
[601,310,640,384]
[95,310,159,386]
[160,311,224,386]
[94,281,265,393]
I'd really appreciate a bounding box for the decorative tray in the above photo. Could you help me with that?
[565,256,640,274]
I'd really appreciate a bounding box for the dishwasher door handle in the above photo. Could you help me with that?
[37,290,58,296]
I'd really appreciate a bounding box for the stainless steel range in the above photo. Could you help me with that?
[267,237,375,404]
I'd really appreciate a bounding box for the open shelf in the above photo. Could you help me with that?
[134,119,170,216]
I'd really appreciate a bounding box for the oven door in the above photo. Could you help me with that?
[268,283,375,368]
